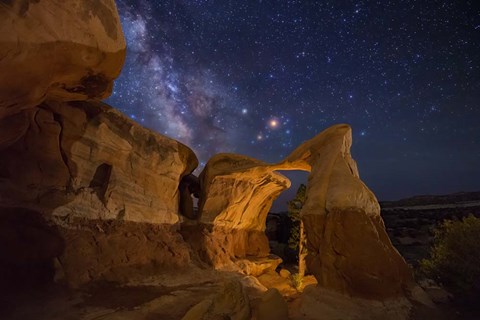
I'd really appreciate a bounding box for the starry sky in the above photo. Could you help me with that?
[107,0,480,211]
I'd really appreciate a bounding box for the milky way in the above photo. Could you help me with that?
[107,0,480,210]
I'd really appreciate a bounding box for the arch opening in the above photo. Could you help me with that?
[267,170,309,275]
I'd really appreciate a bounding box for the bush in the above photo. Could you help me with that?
[420,215,480,293]
[291,273,303,290]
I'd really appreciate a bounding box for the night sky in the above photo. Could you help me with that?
[107,0,480,211]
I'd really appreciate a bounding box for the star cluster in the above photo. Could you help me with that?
[107,0,480,210]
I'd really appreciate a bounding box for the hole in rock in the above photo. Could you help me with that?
[179,174,201,220]
[267,170,309,274]
[89,163,113,203]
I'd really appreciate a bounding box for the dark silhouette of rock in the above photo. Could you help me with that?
[179,174,201,220]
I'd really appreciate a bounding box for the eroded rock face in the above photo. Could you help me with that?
[0,101,198,224]
[0,0,126,119]
[255,288,289,320]
[283,124,413,299]
[188,154,290,267]
[192,124,412,299]
[58,218,192,287]
[199,154,291,230]
[0,101,198,287]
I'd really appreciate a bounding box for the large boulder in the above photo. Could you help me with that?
[0,0,126,119]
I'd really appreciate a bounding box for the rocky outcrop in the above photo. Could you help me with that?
[0,101,198,287]
[0,102,411,298]
[0,1,203,288]
[0,101,197,224]
[184,154,290,268]
[283,124,413,299]
[199,154,290,231]
[0,0,126,119]
[190,124,412,299]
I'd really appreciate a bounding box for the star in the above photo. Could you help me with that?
[107,0,480,211]
[268,119,279,129]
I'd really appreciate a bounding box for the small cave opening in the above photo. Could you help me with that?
[178,173,201,220]
[89,163,113,203]
[267,170,309,274]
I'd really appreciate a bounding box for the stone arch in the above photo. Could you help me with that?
[196,124,413,299]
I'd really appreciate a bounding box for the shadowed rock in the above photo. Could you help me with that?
[179,174,201,220]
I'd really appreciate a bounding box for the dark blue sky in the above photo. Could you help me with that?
[107,0,480,211]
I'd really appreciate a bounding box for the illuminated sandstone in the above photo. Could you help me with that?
[0,100,198,224]
[182,154,290,268]
[198,124,413,299]
[284,124,413,299]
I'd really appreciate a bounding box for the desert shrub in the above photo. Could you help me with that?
[420,215,480,293]
[291,273,303,290]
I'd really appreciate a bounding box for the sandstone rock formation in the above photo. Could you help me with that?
[199,154,290,230]
[0,100,411,298]
[282,124,413,299]
[0,0,126,119]
[0,101,198,287]
[183,154,290,268]
[192,124,413,299]
[0,101,197,224]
